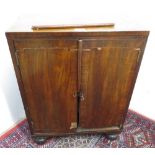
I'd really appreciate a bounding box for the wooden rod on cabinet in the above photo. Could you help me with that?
[32,23,115,30]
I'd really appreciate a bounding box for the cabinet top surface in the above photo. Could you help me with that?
[6,16,149,34]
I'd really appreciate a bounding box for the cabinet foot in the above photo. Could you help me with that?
[33,136,48,145]
[106,134,118,140]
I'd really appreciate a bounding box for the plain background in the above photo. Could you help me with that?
[0,0,155,145]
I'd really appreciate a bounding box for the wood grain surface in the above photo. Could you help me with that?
[6,31,149,138]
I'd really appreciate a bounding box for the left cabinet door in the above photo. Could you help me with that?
[16,47,78,134]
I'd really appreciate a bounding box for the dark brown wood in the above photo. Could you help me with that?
[5,39,35,135]
[78,40,83,92]
[6,32,149,40]
[16,46,78,133]
[32,23,115,30]
[6,25,149,144]
[79,39,143,129]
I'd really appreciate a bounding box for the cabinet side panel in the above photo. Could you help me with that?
[5,37,34,134]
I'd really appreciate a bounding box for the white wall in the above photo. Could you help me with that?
[0,23,26,135]
[0,0,155,135]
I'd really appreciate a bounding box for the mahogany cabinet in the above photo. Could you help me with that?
[6,24,149,144]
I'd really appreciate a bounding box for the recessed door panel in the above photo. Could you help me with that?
[17,48,78,133]
[79,40,140,129]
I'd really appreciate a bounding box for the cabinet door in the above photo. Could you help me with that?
[79,39,141,129]
[17,47,77,133]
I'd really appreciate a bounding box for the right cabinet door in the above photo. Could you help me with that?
[79,39,141,129]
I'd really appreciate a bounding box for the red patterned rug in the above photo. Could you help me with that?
[0,110,155,148]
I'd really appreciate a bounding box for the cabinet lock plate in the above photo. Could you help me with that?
[70,122,77,129]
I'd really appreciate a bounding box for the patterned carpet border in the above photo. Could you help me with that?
[0,119,27,141]
[0,109,155,148]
